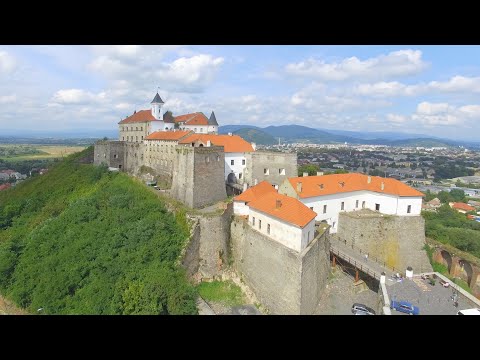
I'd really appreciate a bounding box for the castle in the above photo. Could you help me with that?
[94,92,431,314]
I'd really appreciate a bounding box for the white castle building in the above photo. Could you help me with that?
[118,92,218,143]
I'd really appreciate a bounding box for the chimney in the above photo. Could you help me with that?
[251,142,256,151]
[243,183,248,192]
[297,182,302,193]
[207,140,211,147]
[228,132,233,136]
[276,199,282,209]
[367,176,372,184]
[380,272,386,284]
[381,182,385,191]
[317,171,323,176]
[254,178,258,185]
[303,172,308,177]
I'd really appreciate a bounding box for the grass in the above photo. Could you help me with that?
[0,145,86,161]
[197,280,245,307]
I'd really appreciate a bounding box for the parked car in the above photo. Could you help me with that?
[439,279,450,288]
[351,303,376,315]
[390,300,419,315]
[457,308,480,315]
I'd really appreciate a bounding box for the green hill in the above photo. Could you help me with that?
[0,147,197,315]
[234,128,276,145]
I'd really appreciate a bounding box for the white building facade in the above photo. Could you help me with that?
[248,208,316,252]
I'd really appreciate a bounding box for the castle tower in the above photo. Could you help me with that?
[151,92,164,120]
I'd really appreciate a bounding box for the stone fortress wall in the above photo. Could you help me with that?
[336,209,432,273]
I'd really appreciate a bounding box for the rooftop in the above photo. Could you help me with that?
[288,173,425,199]
[119,110,160,124]
[248,192,317,228]
[179,134,254,153]
[234,181,276,203]
[145,130,192,141]
[174,112,209,126]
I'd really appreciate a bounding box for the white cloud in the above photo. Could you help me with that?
[386,113,407,123]
[0,51,16,75]
[354,76,480,98]
[88,46,224,94]
[50,89,107,105]
[412,102,469,126]
[0,94,16,104]
[285,49,427,81]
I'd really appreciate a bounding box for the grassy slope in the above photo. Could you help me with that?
[0,147,197,314]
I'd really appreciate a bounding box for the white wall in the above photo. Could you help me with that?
[233,201,249,216]
[225,152,247,182]
[207,125,218,134]
[181,124,209,133]
[300,190,422,233]
[249,208,316,252]
[150,121,166,133]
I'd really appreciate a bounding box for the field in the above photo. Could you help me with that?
[0,144,86,161]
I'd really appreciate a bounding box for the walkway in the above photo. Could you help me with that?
[330,238,396,281]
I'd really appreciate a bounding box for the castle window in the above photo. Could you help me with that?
[356,200,359,208]
[141,136,143,140]
[375,203,380,211]
[323,205,327,214]
[242,159,246,166]
[362,201,366,208]
[141,127,143,131]
[200,128,203,132]
[407,205,411,213]
[136,136,138,142]
[231,160,235,165]
[122,136,124,141]
[136,127,138,131]
[252,217,255,226]
[239,173,242,179]
[341,202,344,211]
[104,153,106,158]
[279,168,285,175]
[267,224,270,235]
[310,207,313,210]
[264,168,269,175]
[114,154,118,159]
[194,128,197,132]
[259,219,262,230]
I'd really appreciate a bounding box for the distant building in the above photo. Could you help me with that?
[449,202,475,214]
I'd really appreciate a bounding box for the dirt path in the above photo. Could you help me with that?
[0,295,28,315]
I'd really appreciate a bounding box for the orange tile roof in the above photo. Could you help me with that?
[234,181,276,203]
[179,134,254,153]
[145,130,192,141]
[287,173,424,198]
[248,192,317,228]
[174,112,209,126]
[451,202,475,212]
[119,110,161,124]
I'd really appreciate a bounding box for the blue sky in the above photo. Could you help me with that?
[1,45,480,140]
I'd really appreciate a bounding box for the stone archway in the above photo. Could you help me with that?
[440,250,453,272]
[227,172,237,184]
[458,260,473,285]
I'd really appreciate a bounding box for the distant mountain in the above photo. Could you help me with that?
[262,125,359,144]
[233,128,276,145]
[321,129,439,141]
[218,125,259,134]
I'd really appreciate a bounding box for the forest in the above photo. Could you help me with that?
[423,205,480,258]
[0,147,197,314]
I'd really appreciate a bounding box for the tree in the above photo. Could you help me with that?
[437,191,453,204]
[298,164,319,176]
[449,189,466,203]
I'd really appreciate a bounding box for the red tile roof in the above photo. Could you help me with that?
[451,202,475,212]
[119,110,162,124]
[234,181,276,203]
[179,134,254,153]
[174,112,209,126]
[0,183,11,191]
[145,130,192,141]
[248,192,317,228]
[287,173,424,198]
